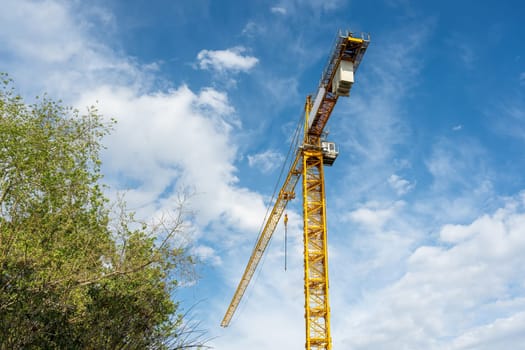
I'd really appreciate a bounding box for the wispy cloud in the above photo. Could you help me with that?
[449,311,525,350]
[340,193,525,349]
[274,0,344,12]
[0,0,153,100]
[388,174,415,195]
[446,34,478,69]
[458,42,477,68]
[270,6,287,15]
[241,21,265,37]
[425,136,489,191]
[247,150,284,173]
[192,245,222,266]
[196,47,259,74]
[491,99,525,142]
[417,135,497,224]
[345,200,406,231]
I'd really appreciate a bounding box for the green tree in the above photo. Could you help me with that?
[0,74,205,349]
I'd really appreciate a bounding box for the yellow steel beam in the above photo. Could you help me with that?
[221,147,303,327]
[302,148,331,350]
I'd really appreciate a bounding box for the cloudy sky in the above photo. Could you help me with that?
[1,0,525,349]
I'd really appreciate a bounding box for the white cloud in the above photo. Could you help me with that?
[388,174,415,195]
[425,137,489,193]
[196,87,240,126]
[192,245,222,266]
[449,311,525,350]
[453,124,463,131]
[0,0,149,100]
[440,220,479,243]
[345,200,405,230]
[76,84,266,235]
[273,0,344,13]
[196,47,259,73]
[493,101,525,141]
[338,193,525,349]
[270,6,287,15]
[241,21,265,38]
[247,150,284,173]
[0,0,81,63]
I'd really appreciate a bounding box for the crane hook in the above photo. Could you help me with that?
[284,213,288,271]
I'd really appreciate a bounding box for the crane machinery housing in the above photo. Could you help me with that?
[221,30,370,350]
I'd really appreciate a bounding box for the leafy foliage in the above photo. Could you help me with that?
[0,74,202,349]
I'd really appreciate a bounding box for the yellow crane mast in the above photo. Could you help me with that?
[221,30,369,350]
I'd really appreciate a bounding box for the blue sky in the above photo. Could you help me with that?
[1,0,525,349]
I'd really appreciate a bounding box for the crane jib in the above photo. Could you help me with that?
[221,149,303,327]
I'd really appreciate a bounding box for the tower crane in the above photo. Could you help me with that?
[221,30,369,350]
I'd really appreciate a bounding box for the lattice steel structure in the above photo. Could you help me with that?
[221,31,370,350]
[302,147,331,349]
